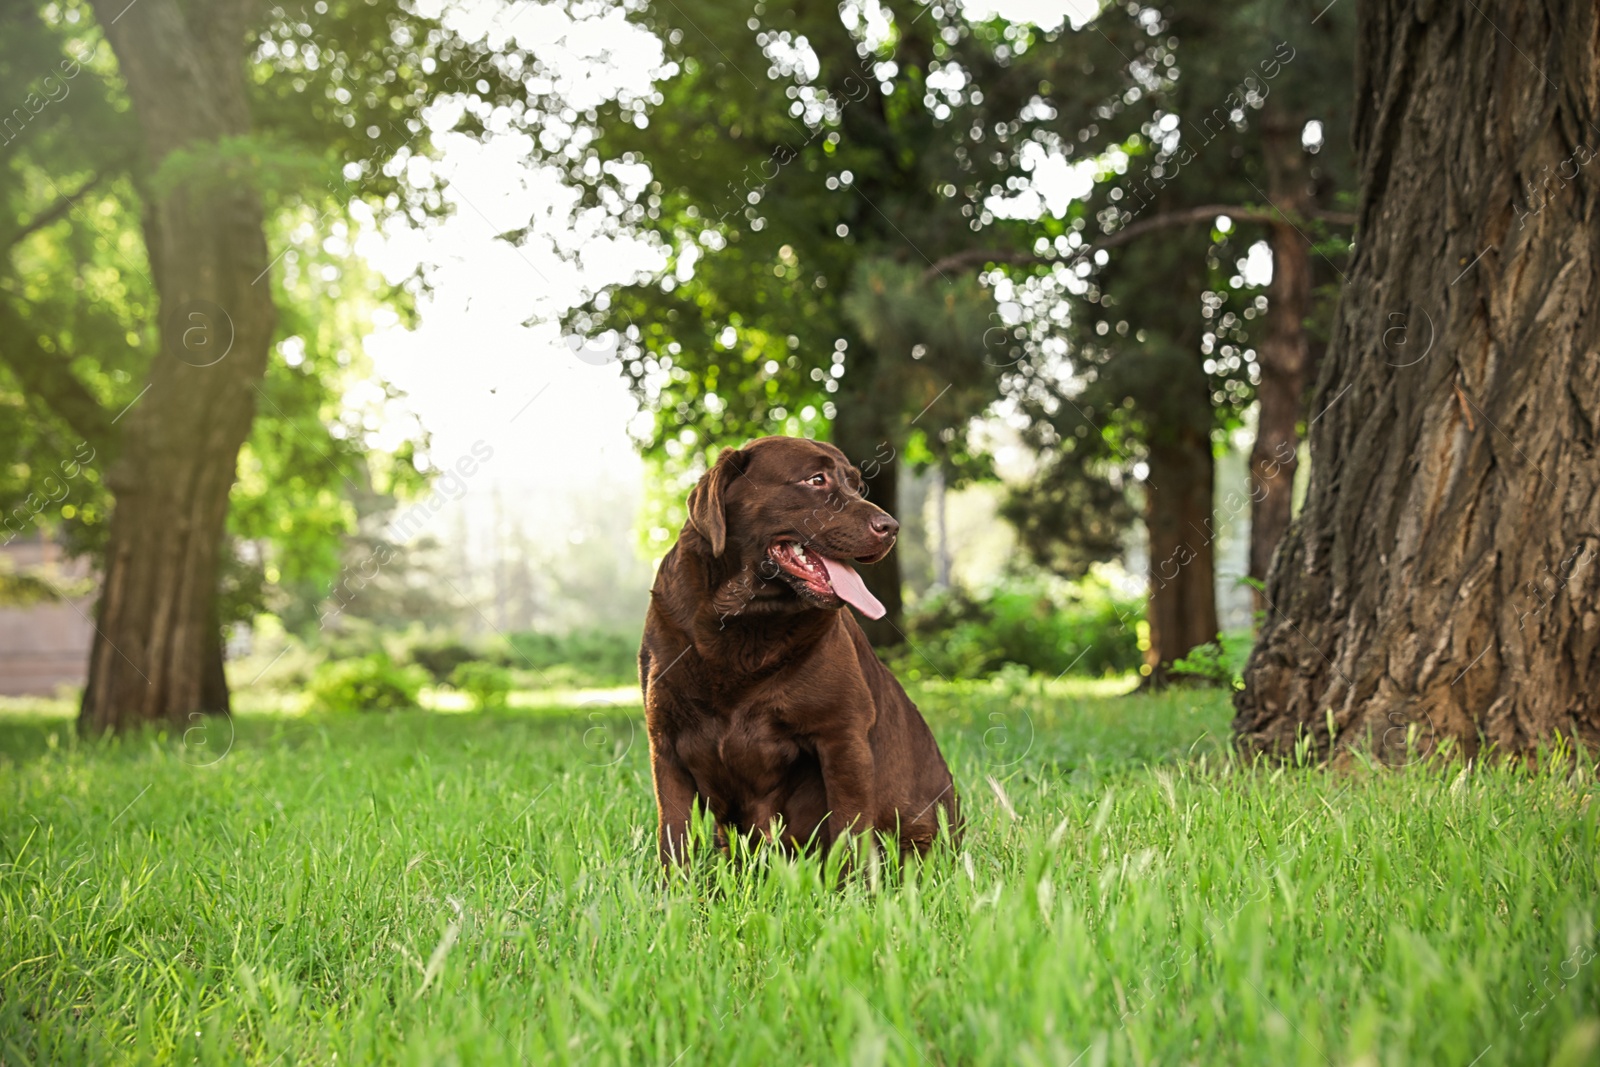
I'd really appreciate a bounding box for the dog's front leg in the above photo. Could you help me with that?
[649,733,703,866]
[817,735,876,851]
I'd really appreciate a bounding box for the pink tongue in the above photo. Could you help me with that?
[816,555,886,619]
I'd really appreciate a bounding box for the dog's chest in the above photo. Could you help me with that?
[678,701,807,797]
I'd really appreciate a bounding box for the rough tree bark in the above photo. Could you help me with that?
[1248,107,1314,614]
[1143,422,1219,686]
[1235,0,1600,758]
[79,0,275,734]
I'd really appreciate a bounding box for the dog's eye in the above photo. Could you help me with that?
[806,473,827,487]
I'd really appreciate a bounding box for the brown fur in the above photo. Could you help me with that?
[639,436,960,864]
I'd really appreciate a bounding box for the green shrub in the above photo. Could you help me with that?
[496,628,640,687]
[307,654,426,712]
[1170,628,1254,688]
[410,638,478,683]
[450,661,513,709]
[896,574,1143,681]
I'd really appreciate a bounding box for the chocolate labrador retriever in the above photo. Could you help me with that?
[639,435,959,865]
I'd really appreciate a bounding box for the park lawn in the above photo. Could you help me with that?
[0,678,1596,1066]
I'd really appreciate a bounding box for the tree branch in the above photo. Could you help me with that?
[3,172,111,253]
[923,203,1357,281]
[0,298,117,453]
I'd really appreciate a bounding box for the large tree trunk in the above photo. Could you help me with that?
[1247,108,1314,614]
[1235,0,1600,759]
[200,605,231,716]
[830,393,905,648]
[79,0,274,734]
[1143,425,1219,686]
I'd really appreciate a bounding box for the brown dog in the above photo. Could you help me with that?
[639,435,959,864]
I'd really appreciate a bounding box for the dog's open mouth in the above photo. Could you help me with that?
[767,540,887,619]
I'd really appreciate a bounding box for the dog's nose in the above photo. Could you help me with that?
[870,514,899,540]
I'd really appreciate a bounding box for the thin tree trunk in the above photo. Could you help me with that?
[830,395,905,647]
[80,0,274,734]
[1248,108,1313,615]
[1235,0,1600,758]
[1143,426,1219,686]
[859,450,903,646]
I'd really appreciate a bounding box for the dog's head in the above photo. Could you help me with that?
[685,436,898,619]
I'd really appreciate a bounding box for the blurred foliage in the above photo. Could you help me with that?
[0,0,533,629]
[495,628,641,689]
[522,0,1360,601]
[241,623,643,697]
[449,660,513,710]
[539,0,1146,524]
[0,557,92,606]
[306,652,426,712]
[409,635,478,684]
[999,453,1135,580]
[1000,2,1357,568]
[895,571,1143,681]
[1170,627,1254,689]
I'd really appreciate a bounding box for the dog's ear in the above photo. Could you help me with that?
[687,448,745,557]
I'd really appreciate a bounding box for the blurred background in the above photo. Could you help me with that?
[0,0,1352,722]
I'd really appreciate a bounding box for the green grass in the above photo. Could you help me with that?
[1,678,1597,1066]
